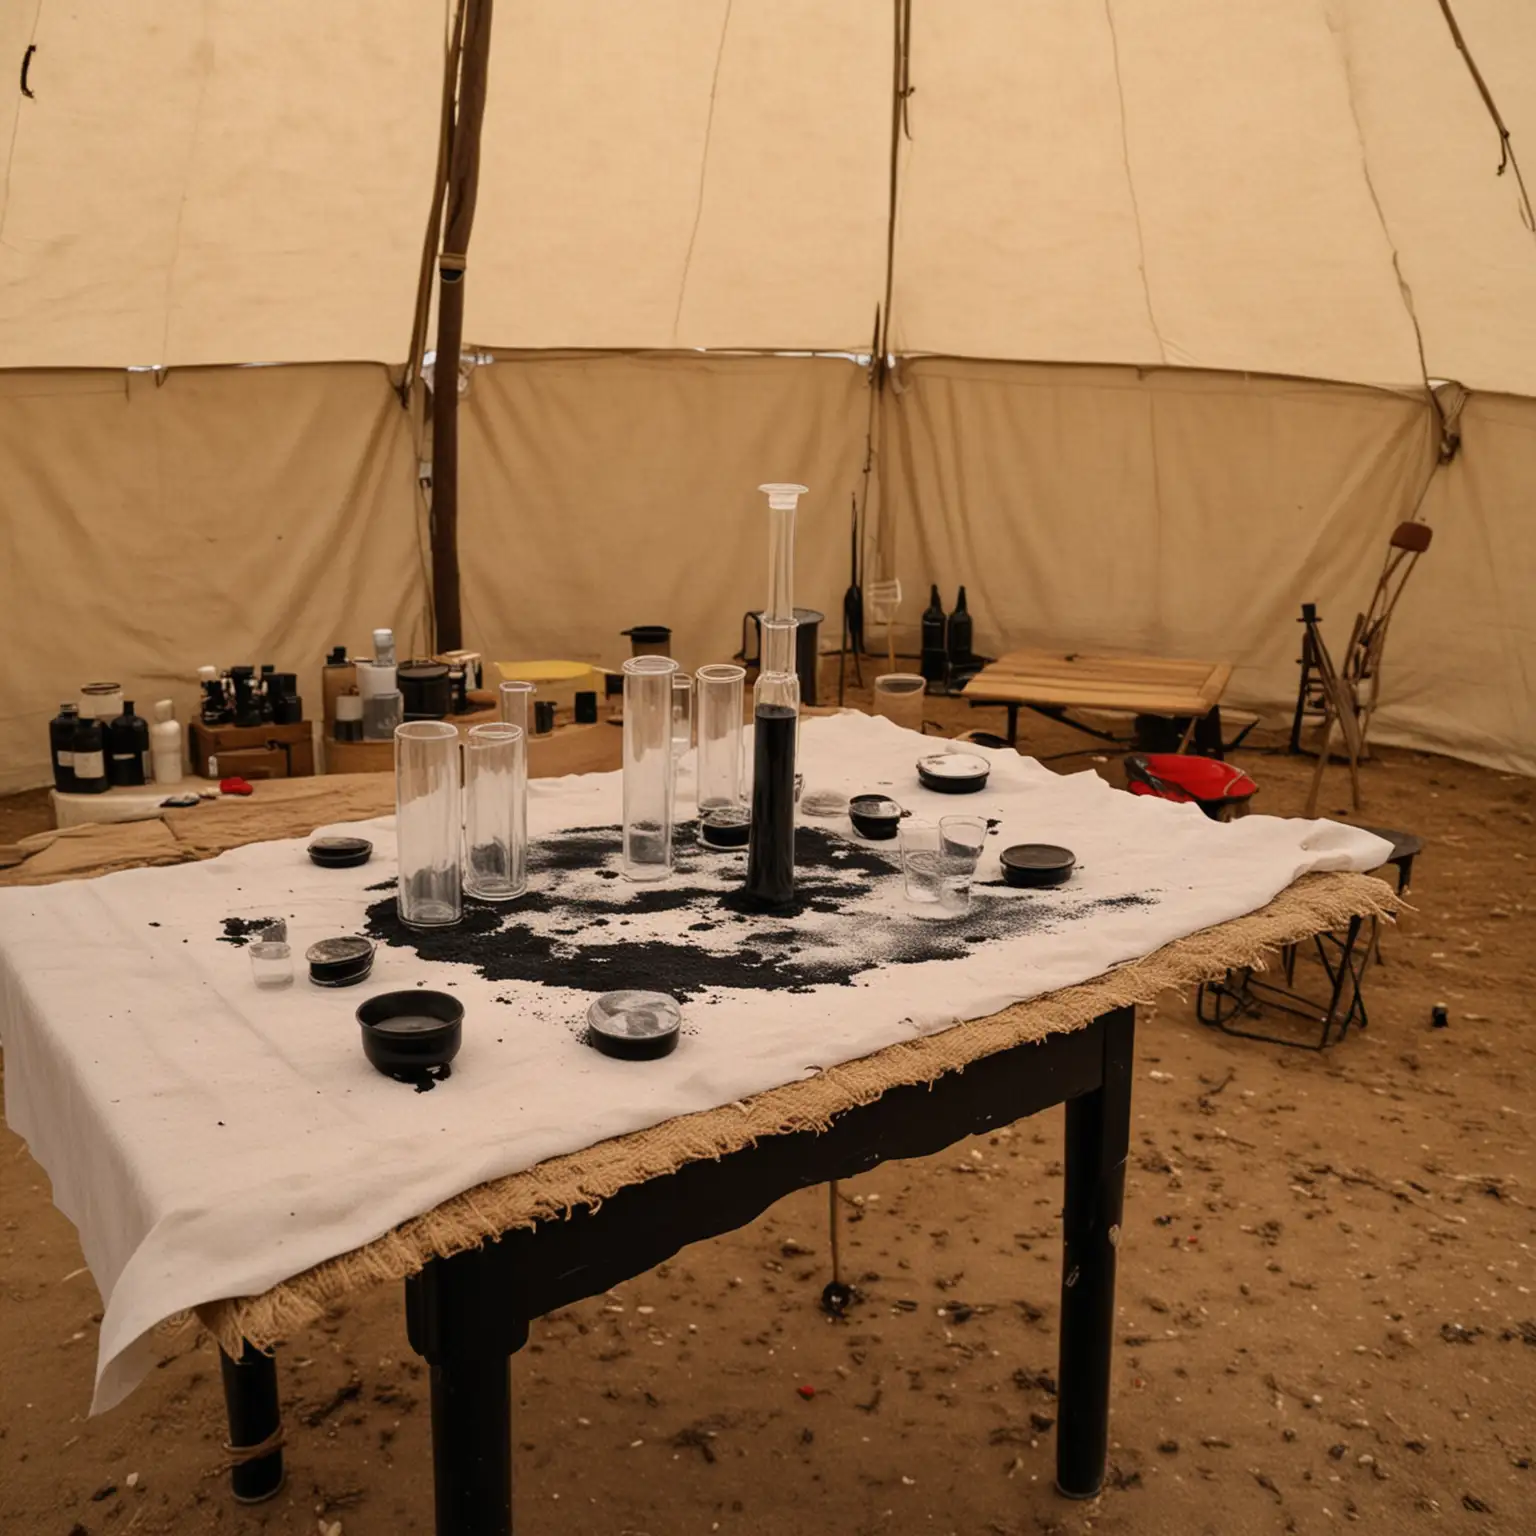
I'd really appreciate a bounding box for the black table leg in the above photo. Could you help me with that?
[218,1340,284,1504]
[406,1245,528,1536]
[1056,1006,1134,1499]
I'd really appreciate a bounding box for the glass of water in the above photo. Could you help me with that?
[901,818,983,915]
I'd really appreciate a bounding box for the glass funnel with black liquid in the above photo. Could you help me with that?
[743,482,808,908]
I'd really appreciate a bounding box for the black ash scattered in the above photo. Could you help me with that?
[218,916,281,946]
[355,822,1160,1000]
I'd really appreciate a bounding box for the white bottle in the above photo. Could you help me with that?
[372,628,397,669]
[151,699,184,785]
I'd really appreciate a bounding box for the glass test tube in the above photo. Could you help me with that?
[463,723,527,902]
[744,616,800,908]
[395,721,463,928]
[499,679,534,737]
[695,664,745,814]
[622,655,679,882]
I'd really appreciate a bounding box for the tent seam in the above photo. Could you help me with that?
[671,0,735,346]
[1101,0,1168,367]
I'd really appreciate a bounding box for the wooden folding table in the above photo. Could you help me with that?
[963,649,1233,750]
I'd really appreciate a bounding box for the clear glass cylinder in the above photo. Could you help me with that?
[695,664,745,814]
[499,679,534,736]
[744,620,800,908]
[395,721,463,928]
[758,483,807,631]
[873,673,927,733]
[622,655,678,882]
[671,673,694,759]
[463,723,527,901]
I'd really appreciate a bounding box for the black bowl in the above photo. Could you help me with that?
[849,794,903,840]
[357,990,463,1079]
[1000,843,1076,888]
[916,752,991,795]
[700,805,752,848]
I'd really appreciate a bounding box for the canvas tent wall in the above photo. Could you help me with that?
[1,0,1533,789]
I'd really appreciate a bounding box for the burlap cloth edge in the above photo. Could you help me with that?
[197,869,1397,1355]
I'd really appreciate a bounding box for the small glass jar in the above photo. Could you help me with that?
[249,926,293,989]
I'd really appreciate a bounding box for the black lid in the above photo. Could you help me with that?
[327,645,347,664]
[621,625,672,640]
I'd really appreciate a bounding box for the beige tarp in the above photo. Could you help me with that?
[0,365,428,792]
[1,5,1534,783]
[887,358,1535,772]
[3,2,1536,392]
[0,354,1531,788]
[457,352,871,675]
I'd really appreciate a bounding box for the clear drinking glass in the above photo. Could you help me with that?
[671,673,694,759]
[249,923,293,988]
[873,673,927,733]
[900,818,981,915]
[695,664,746,814]
[940,815,989,862]
[463,723,527,901]
[499,679,535,737]
[623,655,678,882]
[395,721,463,927]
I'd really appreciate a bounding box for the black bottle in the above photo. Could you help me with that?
[71,712,109,794]
[49,703,80,792]
[920,584,948,685]
[947,586,973,673]
[107,702,151,786]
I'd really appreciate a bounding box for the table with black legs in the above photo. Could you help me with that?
[219,1005,1135,1534]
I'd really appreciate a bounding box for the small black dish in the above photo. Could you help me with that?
[916,752,991,795]
[849,794,903,840]
[1000,843,1076,888]
[308,836,373,869]
[700,805,752,848]
[357,990,463,1080]
[307,935,376,987]
[586,991,681,1061]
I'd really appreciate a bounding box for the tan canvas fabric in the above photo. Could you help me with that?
[466,0,890,353]
[456,352,870,678]
[884,357,1534,777]
[1384,391,1536,768]
[0,1,443,368]
[4,2,1536,393]
[0,365,429,793]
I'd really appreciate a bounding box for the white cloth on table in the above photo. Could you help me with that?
[0,713,1390,1410]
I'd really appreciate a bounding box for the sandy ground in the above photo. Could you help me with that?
[2,694,1533,1535]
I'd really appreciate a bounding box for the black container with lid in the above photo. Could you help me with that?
[399,660,453,720]
[49,703,79,792]
[107,702,150,787]
[71,712,109,794]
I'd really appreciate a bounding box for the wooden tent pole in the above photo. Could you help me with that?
[430,0,494,652]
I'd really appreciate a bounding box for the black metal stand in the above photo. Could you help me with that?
[400,1007,1137,1533]
[1196,915,1368,1050]
[218,1341,284,1503]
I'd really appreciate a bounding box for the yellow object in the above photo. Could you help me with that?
[494,660,599,714]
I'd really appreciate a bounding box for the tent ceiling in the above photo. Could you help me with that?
[1,1,1533,393]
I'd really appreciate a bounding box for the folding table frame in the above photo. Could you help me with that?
[219,1006,1136,1534]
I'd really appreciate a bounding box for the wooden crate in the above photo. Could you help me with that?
[188,720,315,779]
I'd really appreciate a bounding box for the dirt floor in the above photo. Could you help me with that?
[2,694,1533,1535]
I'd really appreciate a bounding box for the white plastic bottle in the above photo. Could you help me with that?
[151,699,184,785]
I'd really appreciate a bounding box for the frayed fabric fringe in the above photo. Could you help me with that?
[200,870,1397,1357]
